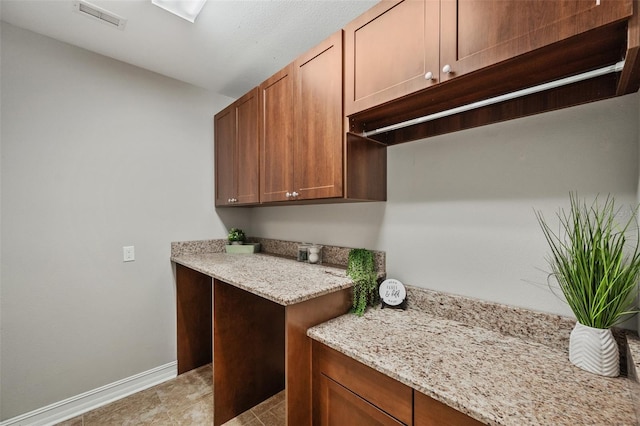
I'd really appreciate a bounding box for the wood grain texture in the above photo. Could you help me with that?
[260,64,295,203]
[293,30,344,200]
[372,73,619,145]
[214,104,235,207]
[344,0,440,115]
[414,390,484,426]
[617,0,640,94]
[176,264,212,375]
[235,88,260,205]
[286,288,351,426]
[213,279,285,426]
[440,0,633,82]
[345,132,387,201]
[214,88,260,207]
[318,374,405,426]
[312,341,413,426]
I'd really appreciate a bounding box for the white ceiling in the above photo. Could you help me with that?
[0,0,377,98]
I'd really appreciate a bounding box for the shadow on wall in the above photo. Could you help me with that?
[216,207,252,238]
[389,92,639,203]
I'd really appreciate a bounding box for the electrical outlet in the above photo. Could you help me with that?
[123,246,135,262]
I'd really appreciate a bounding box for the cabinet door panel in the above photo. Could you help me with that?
[260,65,294,203]
[440,0,633,81]
[214,105,235,207]
[319,374,405,426]
[345,0,440,115]
[294,31,343,200]
[414,390,484,426]
[235,88,259,204]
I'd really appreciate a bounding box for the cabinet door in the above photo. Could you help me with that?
[440,0,633,82]
[414,390,483,426]
[344,0,440,116]
[318,374,406,426]
[260,64,294,203]
[294,31,344,200]
[214,104,235,207]
[235,88,260,205]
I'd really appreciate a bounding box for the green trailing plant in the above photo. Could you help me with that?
[347,248,379,316]
[536,193,640,329]
[227,228,246,243]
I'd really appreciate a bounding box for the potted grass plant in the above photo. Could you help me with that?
[536,193,640,377]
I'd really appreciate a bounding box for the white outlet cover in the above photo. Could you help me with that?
[123,246,135,262]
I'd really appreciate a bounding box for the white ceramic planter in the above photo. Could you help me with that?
[569,322,619,377]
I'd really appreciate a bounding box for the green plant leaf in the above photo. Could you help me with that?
[347,248,378,316]
[536,193,640,329]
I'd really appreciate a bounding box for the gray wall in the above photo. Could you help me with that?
[0,23,248,419]
[250,93,640,318]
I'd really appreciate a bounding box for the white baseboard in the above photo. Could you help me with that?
[0,361,177,426]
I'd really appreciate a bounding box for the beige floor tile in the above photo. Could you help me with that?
[154,369,212,417]
[83,388,170,426]
[54,416,83,426]
[193,363,213,387]
[250,391,285,417]
[260,411,286,426]
[171,393,214,425]
[222,409,263,426]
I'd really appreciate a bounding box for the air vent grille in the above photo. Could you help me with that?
[73,1,127,30]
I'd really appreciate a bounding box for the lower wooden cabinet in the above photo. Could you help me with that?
[318,374,405,426]
[414,390,483,426]
[312,341,485,425]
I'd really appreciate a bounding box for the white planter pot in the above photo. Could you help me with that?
[569,322,619,377]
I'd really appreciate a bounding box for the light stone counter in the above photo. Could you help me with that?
[171,252,354,305]
[308,290,639,425]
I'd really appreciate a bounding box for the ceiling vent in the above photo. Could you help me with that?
[72,1,127,30]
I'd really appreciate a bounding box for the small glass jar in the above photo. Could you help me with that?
[307,245,323,264]
[297,244,312,262]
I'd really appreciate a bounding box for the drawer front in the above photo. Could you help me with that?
[313,341,412,425]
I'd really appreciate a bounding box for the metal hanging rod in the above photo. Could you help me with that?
[363,60,625,138]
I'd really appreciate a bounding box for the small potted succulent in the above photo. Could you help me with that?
[227,228,246,245]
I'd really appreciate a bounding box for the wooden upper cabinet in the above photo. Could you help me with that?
[259,65,295,203]
[214,88,260,207]
[214,106,235,207]
[261,31,346,203]
[294,30,344,200]
[439,0,633,82]
[345,0,440,116]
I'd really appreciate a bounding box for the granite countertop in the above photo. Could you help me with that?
[308,303,639,425]
[171,252,354,305]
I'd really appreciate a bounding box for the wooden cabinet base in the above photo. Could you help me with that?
[414,391,484,426]
[213,279,285,426]
[174,264,350,426]
[176,264,212,375]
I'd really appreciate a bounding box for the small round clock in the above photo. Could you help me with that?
[379,278,407,309]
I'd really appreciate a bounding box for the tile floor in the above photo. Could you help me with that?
[54,364,285,426]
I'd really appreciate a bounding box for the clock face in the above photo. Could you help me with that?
[379,279,406,306]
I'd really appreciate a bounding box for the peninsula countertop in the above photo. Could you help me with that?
[171,252,353,305]
[308,299,639,425]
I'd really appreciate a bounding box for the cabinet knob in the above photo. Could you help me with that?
[442,64,452,74]
[232,198,237,203]
[292,191,299,197]
[227,198,232,203]
[285,192,291,198]
[424,71,434,80]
